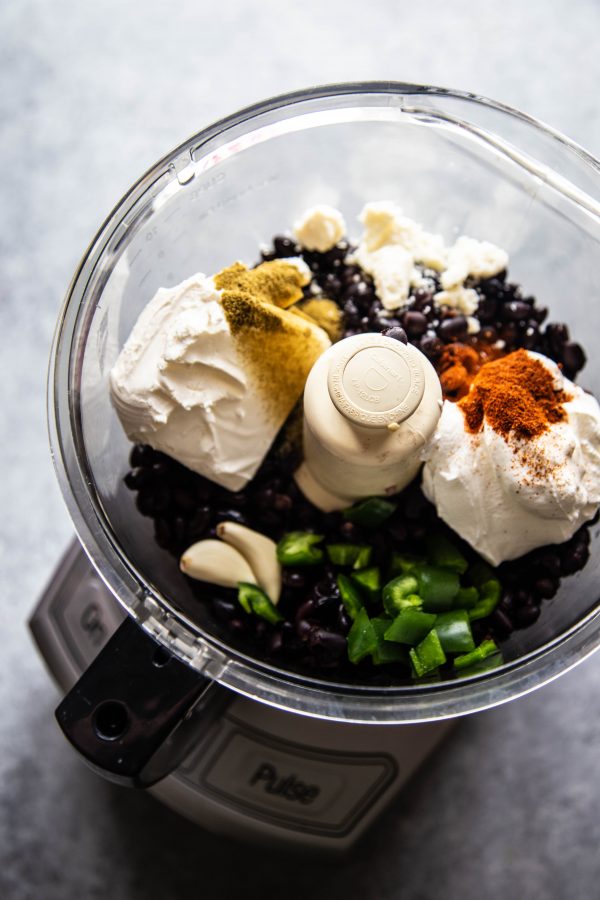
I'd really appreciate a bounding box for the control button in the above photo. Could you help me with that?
[193,726,397,836]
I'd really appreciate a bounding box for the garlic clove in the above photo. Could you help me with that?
[216,521,282,604]
[180,539,255,588]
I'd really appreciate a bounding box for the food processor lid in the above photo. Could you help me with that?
[327,334,426,428]
[48,81,600,724]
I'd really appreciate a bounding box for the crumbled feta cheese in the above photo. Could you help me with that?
[433,286,480,315]
[293,205,346,253]
[441,236,508,290]
[466,316,481,335]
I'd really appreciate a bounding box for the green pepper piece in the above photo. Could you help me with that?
[343,497,397,528]
[388,552,426,579]
[351,567,381,602]
[434,610,475,653]
[353,545,373,570]
[384,609,437,645]
[453,639,499,670]
[337,574,364,620]
[455,651,503,678]
[468,579,501,621]
[276,532,324,566]
[426,534,468,574]
[453,586,479,610]
[417,565,460,611]
[237,583,283,625]
[371,617,410,666]
[469,559,495,589]
[382,574,421,616]
[325,544,372,568]
[347,607,378,664]
[410,628,446,675]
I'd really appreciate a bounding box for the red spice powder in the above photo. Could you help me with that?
[458,349,572,440]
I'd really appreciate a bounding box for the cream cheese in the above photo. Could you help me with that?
[110,270,331,491]
[421,356,600,565]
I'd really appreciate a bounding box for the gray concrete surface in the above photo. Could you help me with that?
[2,1,600,898]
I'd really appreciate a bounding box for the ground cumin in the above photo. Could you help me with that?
[458,349,571,440]
[217,261,330,423]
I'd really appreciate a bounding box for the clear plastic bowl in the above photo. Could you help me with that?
[49,82,600,723]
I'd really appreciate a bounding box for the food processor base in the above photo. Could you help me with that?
[29,541,454,854]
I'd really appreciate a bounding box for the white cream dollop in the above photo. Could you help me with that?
[421,356,600,565]
[110,273,282,491]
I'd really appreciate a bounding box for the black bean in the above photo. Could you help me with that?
[560,543,589,575]
[419,333,444,358]
[296,619,314,640]
[307,628,346,655]
[212,598,238,621]
[476,297,498,322]
[124,467,153,490]
[503,300,532,322]
[343,299,360,323]
[337,605,352,633]
[491,609,513,635]
[532,306,548,324]
[533,577,559,600]
[136,489,155,517]
[561,341,586,375]
[479,325,498,343]
[273,235,300,257]
[514,604,541,627]
[215,508,247,526]
[283,570,307,589]
[173,488,196,512]
[439,315,468,341]
[545,322,570,356]
[188,506,211,537]
[381,326,408,344]
[404,311,429,337]
[130,444,155,467]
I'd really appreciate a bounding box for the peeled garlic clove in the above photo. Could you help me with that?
[180,539,255,588]
[216,521,282,604]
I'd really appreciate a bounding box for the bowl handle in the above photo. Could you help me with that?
[55,616,231,787]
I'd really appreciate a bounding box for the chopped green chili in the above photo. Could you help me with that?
[384,609,437,645]
[426,534,468,574]
[343,497,397,528]
[417,565,460,611]
[388,552,426,578]
[337,574,364,620]
[453,639,499,670]
[455,651,503,677]
[351,566,382,602]
[409,628,446,676]
[237,583,283,625]
[453,586,479,610]
[382,574,421,616]
[347,607,378,664]
[276,532,324,566]
[433,610,475,653]
[468,579,501,621]
[370,617,410,666]
[326,543,372,568]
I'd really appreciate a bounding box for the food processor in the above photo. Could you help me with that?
[30,82,600,854]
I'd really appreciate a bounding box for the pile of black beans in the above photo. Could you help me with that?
[122,236,593,682]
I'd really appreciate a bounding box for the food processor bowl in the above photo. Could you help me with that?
[50,82,600,734]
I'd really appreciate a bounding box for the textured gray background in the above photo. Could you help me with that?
[2,1,600,898]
